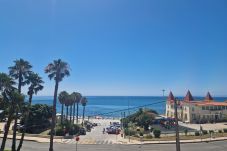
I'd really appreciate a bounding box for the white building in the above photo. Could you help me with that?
[166,91,227,123]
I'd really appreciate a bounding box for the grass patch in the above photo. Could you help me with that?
[39,129,51,135]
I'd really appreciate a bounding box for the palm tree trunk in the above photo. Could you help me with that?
[76,103,79,124]
[16,94,33,151]
[12,110,18,151]
[82,106,85,126]
[0,115,13,151]
[72,103,75,124]
[12,73,22,151]
[49,80,59,151]
[66,106,69,121]
[61,104,64,125]
[69,105,72,124]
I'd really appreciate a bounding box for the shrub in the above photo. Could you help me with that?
[124,128,136,136]
[68,124,80,135]
[184,129,188,136]
[145,134,153,139]
[195,131,200,136]
[209,130,214,134]
[202,130,208,135]
[223,129,227,133]
[218,130,223,133]
[55,126,65,136]
[153,129,161,138]
[139,132,144,137]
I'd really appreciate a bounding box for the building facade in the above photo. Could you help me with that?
[166,91,227,123]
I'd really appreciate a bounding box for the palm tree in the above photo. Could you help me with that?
[64,95,70,122]
[69,94,74,124]
[17,72,44,151]
[73,92,82,124]
[0,73,16,151]
[45,59,70,151]
[8,59,32,151]
[81,97,88,126]
[71,92,79,124]
[58,91,68,125]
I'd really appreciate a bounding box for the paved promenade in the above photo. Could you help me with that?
[1,139,227,151]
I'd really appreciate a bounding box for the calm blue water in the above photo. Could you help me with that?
[30,96,227,117]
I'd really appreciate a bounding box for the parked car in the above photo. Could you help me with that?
[79,128,86,135]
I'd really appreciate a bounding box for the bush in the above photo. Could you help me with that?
[202,130,208,135]
[209,130,214,134]
[184,129,188,136]
[68,124,80,135]
[55,126,65,136]
[218,130,223,133]
[195,131,200,136]
[153,129,161,138]
[23,104,52,134]
[223,129,227,133]
[139,132,144,137]
[145,134,153,139]
[124,128,136,136]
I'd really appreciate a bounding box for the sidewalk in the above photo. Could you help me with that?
[116,136,227,145]
[1,133,227,145]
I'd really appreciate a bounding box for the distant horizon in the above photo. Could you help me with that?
[32,95,227,98]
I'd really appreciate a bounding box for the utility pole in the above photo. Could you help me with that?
[174,98,181,151]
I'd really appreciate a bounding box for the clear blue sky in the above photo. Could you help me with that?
[0,0,227,96]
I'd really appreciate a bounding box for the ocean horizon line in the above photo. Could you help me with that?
[32,95,227,98]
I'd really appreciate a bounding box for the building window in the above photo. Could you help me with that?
[222,106,225,110]
[214,106,217,110]
[192,107,195,112]
[202,106,205,110]
[206,106,209,110]
[218,106,221,110]
[210,106,213,110]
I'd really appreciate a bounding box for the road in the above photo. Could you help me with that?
[1,139,227,151]
[61,119,122,144]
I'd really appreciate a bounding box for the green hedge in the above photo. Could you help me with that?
[153,129,161,138]
[223,129,227,133]
[202,130,208,135]
[195,131,200,136]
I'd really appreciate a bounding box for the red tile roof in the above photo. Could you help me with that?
[195,102,227,106]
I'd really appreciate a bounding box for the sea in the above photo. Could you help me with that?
[30,96,227,118]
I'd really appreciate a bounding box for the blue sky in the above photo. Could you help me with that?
[0,0,227,96]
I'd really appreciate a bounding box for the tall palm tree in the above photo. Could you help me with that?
[69,94,74,124]
[45,59,70,151]
[8,59,32,151]
[64,95,70,122]
[58,91,68,125]
[74,92,82,124]
[0,73,16,151]
[17,72,44,151]
[71,92,78,124]
[81,97,88,126]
